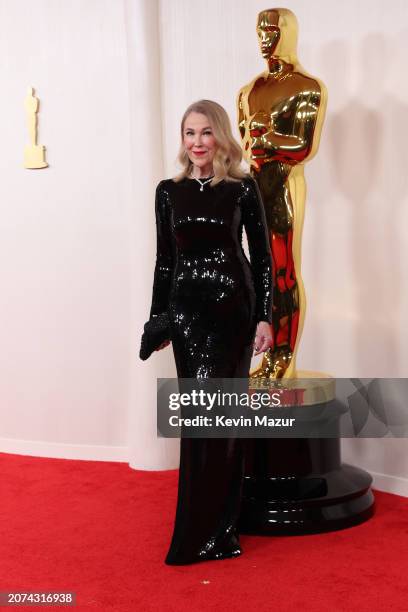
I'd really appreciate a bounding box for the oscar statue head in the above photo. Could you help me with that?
[257,8,298,64]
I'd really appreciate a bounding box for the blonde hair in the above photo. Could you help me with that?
[173,99,247,186]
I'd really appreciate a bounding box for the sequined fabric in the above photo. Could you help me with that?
[145,175,273,564]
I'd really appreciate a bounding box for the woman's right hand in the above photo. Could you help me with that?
[156,339,171,351]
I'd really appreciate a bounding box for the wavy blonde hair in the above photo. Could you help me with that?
[173,99,247,186]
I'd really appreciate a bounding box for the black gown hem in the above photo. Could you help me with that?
[164,537,243,566]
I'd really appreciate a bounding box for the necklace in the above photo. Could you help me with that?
[190,174,214,191]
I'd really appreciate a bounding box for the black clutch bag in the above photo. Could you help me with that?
[139,312,171,361]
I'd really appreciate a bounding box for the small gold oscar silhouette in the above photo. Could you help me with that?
[24,86,48,169]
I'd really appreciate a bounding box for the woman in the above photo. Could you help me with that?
[142,99,274,565]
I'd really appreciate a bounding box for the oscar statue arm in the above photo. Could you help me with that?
[240,177,273,324]
[251,90,320,164]
[237,88,246,141]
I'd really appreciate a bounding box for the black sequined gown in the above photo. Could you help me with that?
[146,175,273,565]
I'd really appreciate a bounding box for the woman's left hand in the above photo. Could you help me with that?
[253,321,274,356]
[156,339,171,351]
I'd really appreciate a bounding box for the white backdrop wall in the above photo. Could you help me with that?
[0,0,135,460]
[0,0,407,494]
[157,0,408,491]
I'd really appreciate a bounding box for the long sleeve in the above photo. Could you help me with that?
[148,181,174,318]
[240,177,273,324]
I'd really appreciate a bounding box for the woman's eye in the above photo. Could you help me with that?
[185,130,211,136]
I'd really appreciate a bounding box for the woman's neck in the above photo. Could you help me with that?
[190,164,214,179]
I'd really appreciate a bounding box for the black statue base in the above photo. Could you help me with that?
[238,438,375,535]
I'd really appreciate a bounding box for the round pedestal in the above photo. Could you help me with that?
[238,437,375,535]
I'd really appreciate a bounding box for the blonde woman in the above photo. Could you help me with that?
[141,99,273,564]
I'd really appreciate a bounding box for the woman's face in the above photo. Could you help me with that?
[183,112,217,173]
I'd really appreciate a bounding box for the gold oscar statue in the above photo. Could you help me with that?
[236,12,374,536]
[24,86,48,169]
[237,8,327,379]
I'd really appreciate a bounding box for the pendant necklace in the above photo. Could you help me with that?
[191,174,214,191]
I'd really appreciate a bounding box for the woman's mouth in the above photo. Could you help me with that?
[193,151,207,156]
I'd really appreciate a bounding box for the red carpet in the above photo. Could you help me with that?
[0,451,407,611]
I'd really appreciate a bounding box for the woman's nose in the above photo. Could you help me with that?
[194,134,202,146]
